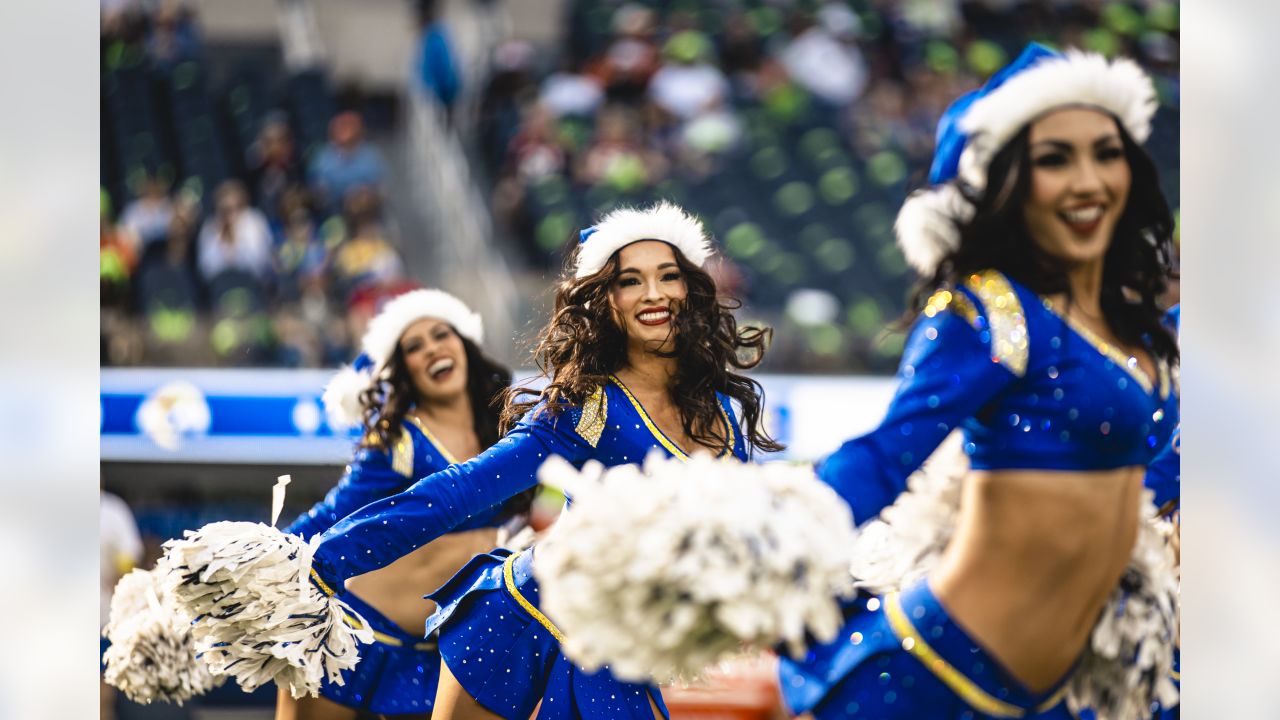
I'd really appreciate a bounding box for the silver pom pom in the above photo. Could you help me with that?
[157,521,374,697]
[102,569,225,705]
[534,453,857,683]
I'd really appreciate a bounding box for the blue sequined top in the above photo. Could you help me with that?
[820,269,1179,523]
[286,416,507,541]
[311,376,749,585]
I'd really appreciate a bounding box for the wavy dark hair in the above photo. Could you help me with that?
[910,118,1179,364]
[501,243,784,456]
[359,332,535,518]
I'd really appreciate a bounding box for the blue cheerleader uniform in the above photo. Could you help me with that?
[781,269,1179,719]
[311,376,749,719]
[286,416,507,716]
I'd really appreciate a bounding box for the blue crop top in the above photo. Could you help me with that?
[820,269,1179,523]
[285,416,506,541]
[310,377,749,586]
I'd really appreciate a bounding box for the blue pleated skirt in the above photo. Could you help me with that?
[321,589,440,715]
[425,547,668,720]
[779,580,1071,719]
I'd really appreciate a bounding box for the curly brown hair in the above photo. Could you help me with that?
[501,244,784,456]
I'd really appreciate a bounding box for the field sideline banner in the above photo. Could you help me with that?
[101,368,897,463]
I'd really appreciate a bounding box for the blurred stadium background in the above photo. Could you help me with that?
[98,0,1179,717]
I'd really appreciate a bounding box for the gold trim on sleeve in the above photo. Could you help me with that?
[964,270,1029,377]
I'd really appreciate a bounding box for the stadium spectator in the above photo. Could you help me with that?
[576,104,667,190]
[587,3,660,105]
[146,0,201,68]
[119,171,174,258]
[647,30,729,122]
[415,0,461,113]
[778,6,868,111]
[327,187,405,301]
[101,189,138,311]
[248,113,303,227]
[307,111,388,216]
[197,180,273,283]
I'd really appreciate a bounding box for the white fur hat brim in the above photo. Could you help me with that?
[360,289,484,372]
[574,201,714,278]
[323,289,484,429]
[957,49,1157,191]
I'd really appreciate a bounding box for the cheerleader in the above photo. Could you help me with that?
[780,44,1179,719]
[277,289,529,720]
[306,201,782,719]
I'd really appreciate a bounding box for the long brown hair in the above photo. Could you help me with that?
[501,244,783,456]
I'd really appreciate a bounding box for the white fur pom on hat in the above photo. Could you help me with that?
[894,184,975,277]
[574,201,714,278]
[323,289,484,429]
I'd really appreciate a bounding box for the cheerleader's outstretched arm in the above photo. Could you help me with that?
[285,444,412,540]
[818,294,1015,524]
[310,405,590,587]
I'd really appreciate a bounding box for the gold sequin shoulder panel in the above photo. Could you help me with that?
[961,269,1029,377]
[574,385,607,448]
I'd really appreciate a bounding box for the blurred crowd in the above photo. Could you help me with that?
[101,0,1180,373]
[477,0,1179,371]
[101,1,424,369]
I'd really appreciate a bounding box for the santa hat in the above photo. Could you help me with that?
[323,289,483,429]
[896,43,1158,276]
[574,201,714,278]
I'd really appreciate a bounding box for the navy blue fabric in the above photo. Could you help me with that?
[818,271,1178,524]
[321,589,439,715]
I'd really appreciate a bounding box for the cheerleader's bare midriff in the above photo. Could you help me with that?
[346,527,501,635]
[930,465,1144,692]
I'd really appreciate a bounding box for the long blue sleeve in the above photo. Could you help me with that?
[818,292,1016,524]
[285,445,409,541]
[311,406,590,585]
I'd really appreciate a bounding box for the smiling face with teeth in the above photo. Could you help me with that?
[398,317,469,403]
[1022,108,1132,268]
[608,240,689,355]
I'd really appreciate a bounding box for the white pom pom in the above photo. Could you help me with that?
[322,365,371,430]
[850,433,969,594]
[102,569,225,705]
[157,521,374,697]
[1066,493,1180,719]
[535,452,857,683]
[893,184,974,276]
